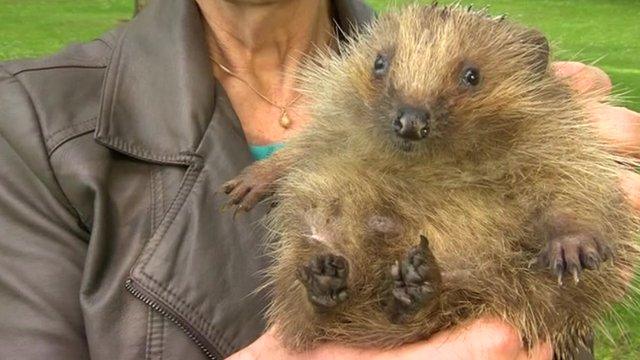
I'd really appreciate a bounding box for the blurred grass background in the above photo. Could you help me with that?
[0,0,638,358]
[0,0,638,111]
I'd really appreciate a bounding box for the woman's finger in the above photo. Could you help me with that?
[619,170,640,211]
[552,61,612,96]
[590,103,640,156]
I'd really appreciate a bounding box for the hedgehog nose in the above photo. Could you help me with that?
[393,107,430,140]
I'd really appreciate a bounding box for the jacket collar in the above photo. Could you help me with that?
[95,0,374,165]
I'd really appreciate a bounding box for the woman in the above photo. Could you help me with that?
[0,0,636,359]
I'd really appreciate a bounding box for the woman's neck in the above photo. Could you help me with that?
[195,0,334,145]
[196,0,333,88]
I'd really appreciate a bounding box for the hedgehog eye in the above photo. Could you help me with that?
[461,67,481,87]
[373,54,389,77]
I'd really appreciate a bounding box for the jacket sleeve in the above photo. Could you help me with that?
[0,66,90,359]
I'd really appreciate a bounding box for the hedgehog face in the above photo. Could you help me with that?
[366,48,489,153]
[344,5,552,156]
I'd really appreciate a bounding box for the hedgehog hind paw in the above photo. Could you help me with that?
[386,235,442,323]
[297,253,349,312]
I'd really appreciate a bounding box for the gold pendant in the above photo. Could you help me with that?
[279,111,291,129]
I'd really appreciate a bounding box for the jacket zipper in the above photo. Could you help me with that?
[125,278,222,360]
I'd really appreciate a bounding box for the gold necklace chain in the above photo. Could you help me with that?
[210,57,302,129]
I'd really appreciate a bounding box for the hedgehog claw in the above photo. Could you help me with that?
[571,267,580,284]
[536,232,611,286]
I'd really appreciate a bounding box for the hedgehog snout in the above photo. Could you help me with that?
[392,106,431,141]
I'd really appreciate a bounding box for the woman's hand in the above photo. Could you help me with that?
[552,61,640,210]
[226,318,552,360]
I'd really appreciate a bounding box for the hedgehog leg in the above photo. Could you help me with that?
[534,232,612,286]
[220,154,288,214]
[571,330,595,360]
[386,235,442,323]
[297,253,349,312]
[552,327,595,360]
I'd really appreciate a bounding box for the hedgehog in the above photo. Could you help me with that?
[220,4,640,359]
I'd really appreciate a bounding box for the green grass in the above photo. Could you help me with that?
[1,0,636,110]
[0,1,132,60]
[1,0,638,358]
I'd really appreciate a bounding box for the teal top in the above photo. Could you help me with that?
[248,142,285,161]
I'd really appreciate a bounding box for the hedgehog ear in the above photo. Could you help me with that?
[523,29,550,73]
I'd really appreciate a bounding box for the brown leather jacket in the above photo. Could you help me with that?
[0,1,372,359]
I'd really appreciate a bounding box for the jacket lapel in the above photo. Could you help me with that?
[127,82,266,357]
[95,0,216,165]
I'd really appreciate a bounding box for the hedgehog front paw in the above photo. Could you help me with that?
[534,232,612,285]
[219,163,277,215]
[386,235,442,323]
[297,254,349,312]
